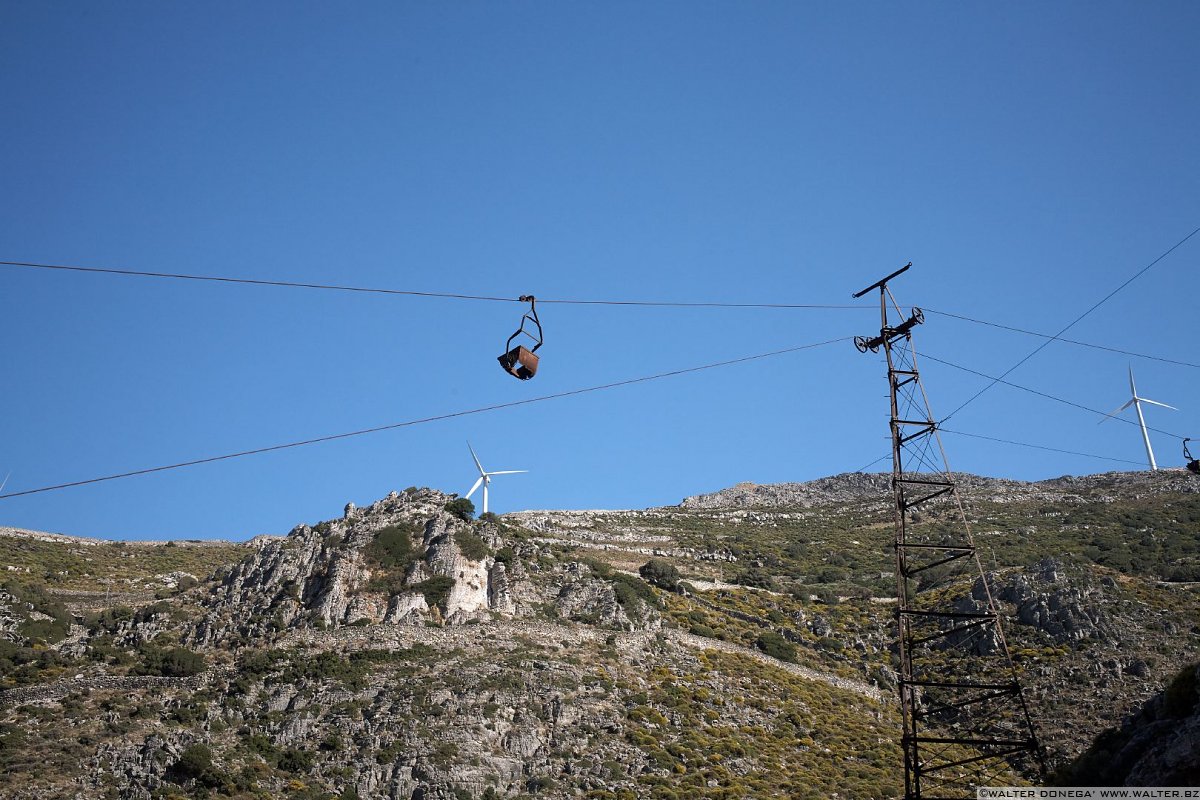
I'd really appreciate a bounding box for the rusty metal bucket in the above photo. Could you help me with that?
[499,345,539,380]
[499,295,542,380]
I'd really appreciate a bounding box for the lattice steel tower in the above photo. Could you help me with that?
[853,264,1043,799]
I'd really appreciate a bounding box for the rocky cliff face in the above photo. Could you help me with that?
[1058,662,1200,785]
[190,488,655,649]
[995,558,1115,644]
[0,591,24,643]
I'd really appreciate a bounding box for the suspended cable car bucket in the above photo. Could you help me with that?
[499,295,543,380]
[1185,439,1200,476]
[499,345,539,380]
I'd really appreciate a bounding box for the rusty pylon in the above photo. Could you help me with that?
[854,264,1043,799]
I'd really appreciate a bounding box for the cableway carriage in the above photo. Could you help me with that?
[498,295,543,380]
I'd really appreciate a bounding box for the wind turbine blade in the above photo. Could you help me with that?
[1128,365,1138,398]
[467,441,485,475]
[1139,398,1177,410]
[0,472,9,494]
[1098,400,1133,423]
[486,470,528,475]
[465,476,484,499]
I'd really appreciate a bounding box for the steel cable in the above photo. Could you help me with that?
[0,336,850,500]
[0,260,868,310]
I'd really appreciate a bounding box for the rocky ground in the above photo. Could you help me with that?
[0,470,1196,798]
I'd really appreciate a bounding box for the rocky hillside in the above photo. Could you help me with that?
[681,469,1200,509]
[1056,661,1200,785]
[0,471,1197,799]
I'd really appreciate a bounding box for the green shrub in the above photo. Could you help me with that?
[755,631,797,663]
[445,498,475,521]
[455,529,490,561]
[169,743,225,788]
[168,697,208,725]
[245,733,278,760]
[814,587,840,605]
[527,775,556,793]
[610,573,656,619]
[815,566,849,584]
[2,581,71,644]
[414,576,456,609]
[365,524,420,570]
[238,649,284,677]
[365,523,426,595]
[734,567,775,589]
[431,741,459,767]
[582,558,613,578]
[85,606,135,634]
[278,747,313,773]
[365,571,410,596]
[0,642,73,686]
[639,559,682,591]
[18,618,68,644]
[137,645,206,677]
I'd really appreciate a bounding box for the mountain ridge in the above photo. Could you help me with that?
[0,469,1197,798]
[679,469,1200,509]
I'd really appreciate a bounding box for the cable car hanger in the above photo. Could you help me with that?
[1185,438,1199,476]
[498,295,543,380]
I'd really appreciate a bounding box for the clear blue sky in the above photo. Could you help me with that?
[2,3,1197,540]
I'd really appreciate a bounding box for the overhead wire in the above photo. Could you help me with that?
[0,260,869,310]
[47,257,1185,319]
[938,224,1200,423]
[851,453,891,474]
[845,324,1183,474]
[922,352,1186,439]
[0,260,516,303]
[938,428,1146,467]
[6,237,1194,491]
[850,425,1145,475]
[924,308,1200,370]
[0,336,851,501]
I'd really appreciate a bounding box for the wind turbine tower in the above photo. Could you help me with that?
[1102,366,1176,470]
[464,442,527,514]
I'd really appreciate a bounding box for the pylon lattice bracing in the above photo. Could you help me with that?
[854,266,1043,799]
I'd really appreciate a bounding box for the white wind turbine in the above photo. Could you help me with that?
[464,442,527,514]
[1100,366,1176,470]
